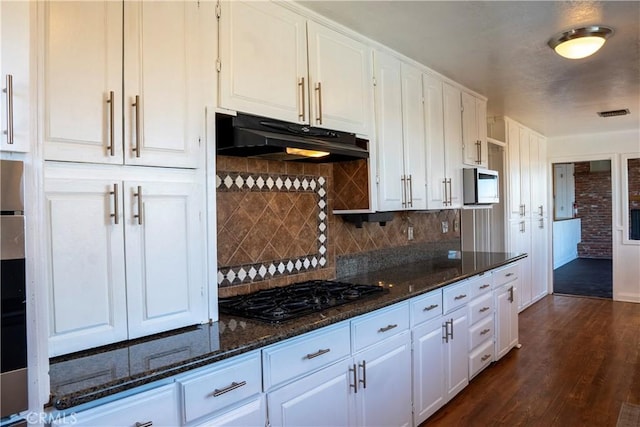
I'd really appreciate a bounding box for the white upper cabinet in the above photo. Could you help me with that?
[1,0,33,152]
[218,1,372,136]
[41,1,202,168]
[461,91,488,168]
[374,52,426,211]
[218,1,308,124]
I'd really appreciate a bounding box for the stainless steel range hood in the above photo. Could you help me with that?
[216,113,369,162]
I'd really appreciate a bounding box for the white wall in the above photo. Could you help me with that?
[552,218,581,269]
[548,129,640,303]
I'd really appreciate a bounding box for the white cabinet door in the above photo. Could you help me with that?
[508,220,532,311]
[444,305,468,401]
[374,51,404,211]
[519,126,532,217]
[506,119,522,219]
[307,21,372,136]
[193,396,266,427]
[44,176,127,357]
[494,282,518,360]
[443,82,463,208]
[1,0,32,152]
[267,359,354,427]
[219,0,308,124]
[401,62,427,210]
[124,1,202,168]
[461,92,488,168]
[124,173,206,338]
[531,216,549,302]
[354,331,412,427]
[423,72,447,209]
[42,1,123,164]
[412,317,446,425]
[54,384,180,427]
[530,133,548,218]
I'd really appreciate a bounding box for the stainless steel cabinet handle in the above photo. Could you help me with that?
[454,294,467,300]
[505,273,514,277]
[479,306,490,313]
[539,218,544,229]
[480,284,490,290]
[4,74,14,144]
[407,175,413,208]
[522,204,526,216]
[447,178,453,206]
[401,175,407,208]
[538,205,543,216]
[442,179,448,206]
[133,185,143,225]
[519,221,525,233]
[480,328,491,335]
[508,286,514,303]
[110,183,119,224]
[476,140,482,164]
[358,360,367,389]
[349,364,358,393]
[298,77,306,121]
[378,324,398,333]
[442,322,449,343]
[132,95,141,157]
[212,380,247,397]
[481,354,491,362]
[423,304,439,311]
[315,82,323,125]
[135,422,153,427]
[106,90,115,155]
[304,348,330,360]
[448,318,454,340]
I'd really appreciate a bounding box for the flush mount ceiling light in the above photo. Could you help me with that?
[548,25,614,59]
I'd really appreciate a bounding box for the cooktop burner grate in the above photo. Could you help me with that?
[218,280,386,323]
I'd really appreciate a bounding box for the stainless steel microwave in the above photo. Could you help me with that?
[463,168,499,205]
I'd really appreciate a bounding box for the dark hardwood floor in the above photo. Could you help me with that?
[421,295,640,426]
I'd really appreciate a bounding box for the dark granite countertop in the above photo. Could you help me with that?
[48,251,525,410]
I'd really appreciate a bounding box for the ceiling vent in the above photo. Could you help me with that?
[597,109,630,117]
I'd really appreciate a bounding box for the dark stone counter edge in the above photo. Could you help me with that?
[50,254,527,411]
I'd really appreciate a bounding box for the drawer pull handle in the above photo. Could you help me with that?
[505,273,514,277]
[480,284,490,290]
[212,381,247,397]
[423,304,439,311]
[378,324,398,333]
[135,422,153,427]
[481,354,491,362]
[305,348,330,360]
[480,328,491,335]
[479,307,490,313]
[454,294,467,300]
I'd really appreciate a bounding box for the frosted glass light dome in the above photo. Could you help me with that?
[548,26,614,59]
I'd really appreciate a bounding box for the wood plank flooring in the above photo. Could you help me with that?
[421,295,640,426]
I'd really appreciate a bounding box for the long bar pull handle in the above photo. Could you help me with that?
[135,422,153,427]
[132,95,141,157]
[442,322,449,343]
[349,364,358,393]
[476,140,482,164]
[401,176,407,208]
[106,91,114,155]
[110,183,119,224]
[315,82,323,125]
[539,218,544,229]
[538,205,543,217]
[358,360,367,389]
[378,324,398,333]
[298,77,306,121]
[442,179,449,206]
[448,318,454,340]
[212,381,247,397]
[508,286,514,303]
[407,175,413,208]
[4,74,14,144]
[447,178,453,206]
[133,186,143,225]
[304,348,330,360]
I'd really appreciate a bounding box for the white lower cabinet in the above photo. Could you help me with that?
[494,264,519,360]
[193,395,265,427]
[44,163,207,356]
[52,383,180,426]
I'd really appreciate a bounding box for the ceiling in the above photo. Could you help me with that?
[300,1,640,139]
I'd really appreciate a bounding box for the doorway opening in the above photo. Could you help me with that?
[552,160,613,298]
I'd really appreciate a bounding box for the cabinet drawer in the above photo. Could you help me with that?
[351,302,410,353]
[469,339,494,379]
[443,280,471,314]
[493,263,519,287]
[410,289,442,326]
[468,292,494,325]
[467,273,492,299]
[263,322,351,390]
[468,315,494,350]
[180,352,262,424]
[55,383,180,426]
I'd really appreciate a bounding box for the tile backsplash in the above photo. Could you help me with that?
[216,155,461,297]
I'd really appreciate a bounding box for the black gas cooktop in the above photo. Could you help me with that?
[218,280,386,323]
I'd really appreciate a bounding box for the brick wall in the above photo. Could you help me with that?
[574,161,612,258]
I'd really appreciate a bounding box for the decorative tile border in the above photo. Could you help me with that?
[216,171,327,287]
